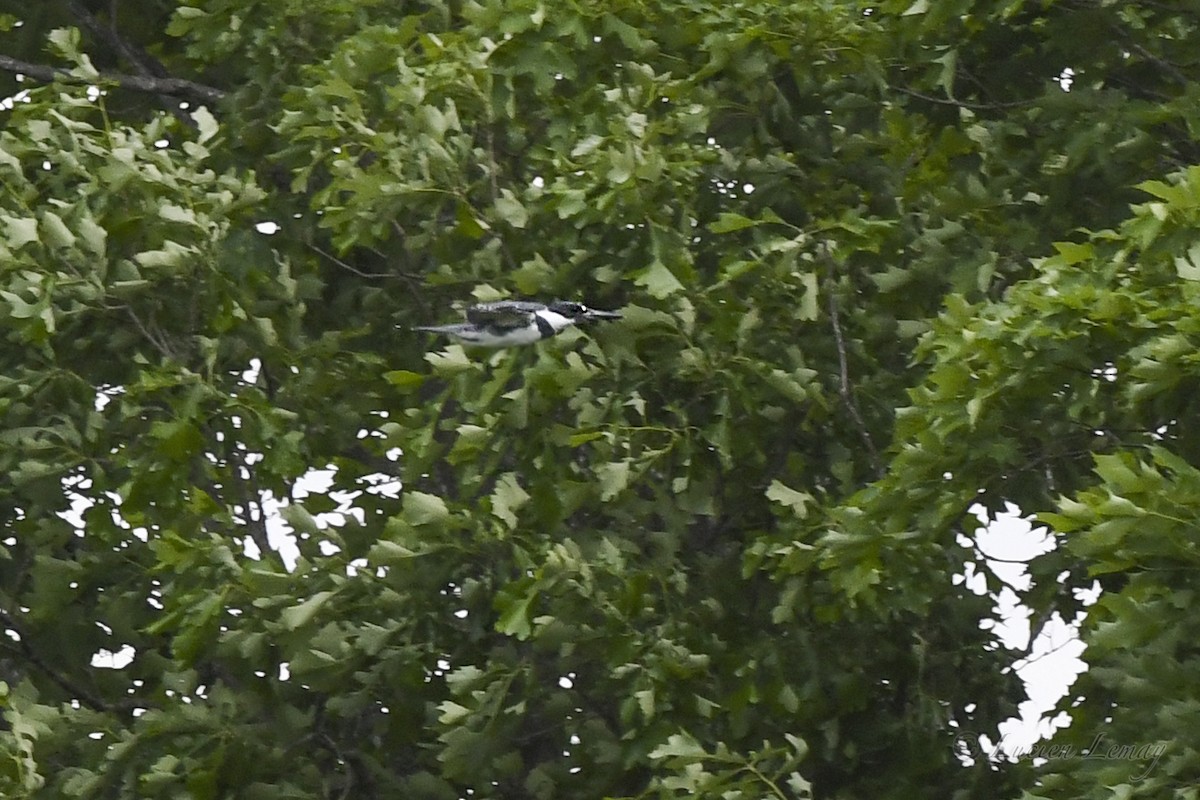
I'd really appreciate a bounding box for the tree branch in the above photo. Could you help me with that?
[822,250,883,478]
[892,84,1033,112]
[0,53,224,105]
[61,0,204,127]
[123,306,176,361]
[1124,40,1191,87]
[306,242,395,280]
[65,0,167,80]
[0,608,136,715]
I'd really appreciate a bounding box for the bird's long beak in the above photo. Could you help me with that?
[582,308,622,322]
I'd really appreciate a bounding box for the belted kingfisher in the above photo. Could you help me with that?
[412,300,621,348]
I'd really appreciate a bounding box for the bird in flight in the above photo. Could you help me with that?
[412,300,621,348]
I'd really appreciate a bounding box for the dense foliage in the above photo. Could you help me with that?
[1,1,1198,798]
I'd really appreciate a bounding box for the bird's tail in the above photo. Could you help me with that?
[411,324,464,334]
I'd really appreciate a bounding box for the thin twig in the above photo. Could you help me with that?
[306,242,395,279]
[364,244,425,279]
[1011,629,1081,673]
[310,239,431,319]
[485,125,501,203]
[124,306,175,360]
[892,85,1033,111]
[318,732,357,800]
[822,248,883,478]
[65,0,167,79]
[0,54,224,105]
[973,546,1038,566]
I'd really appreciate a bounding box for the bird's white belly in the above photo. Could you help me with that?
[468,326,545,347]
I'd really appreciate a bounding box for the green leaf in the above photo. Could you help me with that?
[150,419,204,461]
[0,144,19,173]
[369,539,423,564]
[567,430,606,446]
[490,472,530,528]
[448,423,489,464]
[47,27,83,62]
[869,266,911,293]
[649,732,706,760]
[966,395,983,427]
[1136,179,1188,204]
[636,688,655,719]
[384,369,427,391]
[39,211,75,250]
[134,242,194,270]
[281,503,321,535]
[596,460,631,501]
[1050,241,1094,265]
[571,134,604,158]
[777,683,800,713]
[495,590,534,639]
[1093,453,1142,492]
[606,148,636,184]
[785,732,809,760]
[159,204,198,226]
[191,107,219,144]
[494,189,528,228]
[3,215,38,249]
[625,111,648,138]
[765,368,813,402]
[1,290,39,319]
[634,260,684,298]
[787,771,814,798]
[403,491,449,525]
[76,214,107,256]
[798,271,819,321]
[1174,242,1200,281]
[766,480,812,517]
[455,203,489,239]
[281,591,335,630]
[173,592,228,664]
[709,212,758,233]
[404,772,459,800]
[437,700,472,725]
[426,346,474,374]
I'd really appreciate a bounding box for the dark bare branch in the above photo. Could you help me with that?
[1125,40,1191,87]
[64,0,167,79]
[0,53,224,105]
[306,242,396,280]
[62,0,204,127]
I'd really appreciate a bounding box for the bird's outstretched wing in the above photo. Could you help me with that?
[465,301,545,329]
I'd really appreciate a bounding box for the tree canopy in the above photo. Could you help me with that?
[1,1,1199,798]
